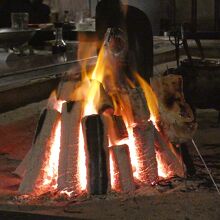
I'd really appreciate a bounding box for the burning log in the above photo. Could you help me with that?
[56,71,81,101]
[109,144,135,192]
[18,109,61,195]
[111,115,128,140]
[82,115,110,195]
[111,87,150,125]
[102,115,128,143]
[70,79,114,114]
[90,80,114,114]
[57,101,82,194]
[129,87,150,124]
[14,108,48,178]
[57,80,79,101]
[133,122,158,185]
[154,129,184,178]
[116,87,150,125]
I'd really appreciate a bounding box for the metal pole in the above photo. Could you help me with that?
[191,139,220,195]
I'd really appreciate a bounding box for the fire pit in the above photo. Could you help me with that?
[13,29,197,199]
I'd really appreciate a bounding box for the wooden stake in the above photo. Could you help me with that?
[18,109,61,195]
[154,129,184,177]
[129,87,150,124]
[58,101,82,194]
[133,122,158,185]
[14,108,48,178]
[57,80,79,101]
[109,144,135,192]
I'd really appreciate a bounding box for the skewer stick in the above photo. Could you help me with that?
[191,139,220,195]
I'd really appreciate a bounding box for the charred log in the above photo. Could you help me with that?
[112,115,128,140]
[109,144,135,192]
[82,115,109,195]
[91,80,114,114]
[102,114,128,143]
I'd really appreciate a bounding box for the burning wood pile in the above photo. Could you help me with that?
[14,29,197,198]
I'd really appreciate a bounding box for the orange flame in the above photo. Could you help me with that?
[42,34,175,195]
[133,72,160,125]
[74,43,113,192]
[83,80,100,116]
[133,73,175,179]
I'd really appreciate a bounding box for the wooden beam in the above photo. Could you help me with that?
[154,129,184,178]
[14,108,48,178]
[57,101,82,195]
[133,122,158,185]
[109,144,135,192]
[129,88,150,124]
[18,109,61,195]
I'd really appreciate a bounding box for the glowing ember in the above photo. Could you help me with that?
[156,151,173,178]
[109,150,118,191]
[115,129,139,179]
[18,31,182,197]
[78,124,87,192]
[42,120,61,188]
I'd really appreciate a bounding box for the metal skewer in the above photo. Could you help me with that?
[191,139,220,195]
